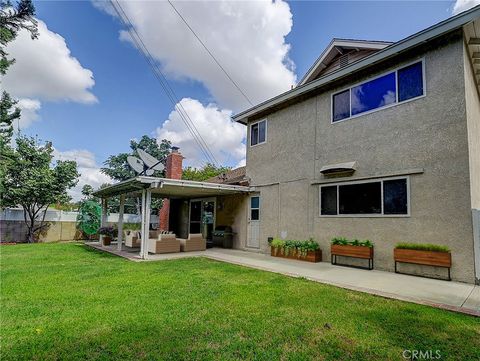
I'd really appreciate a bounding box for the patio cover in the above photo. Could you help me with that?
[93,176,252,199]
[93,176,253,259]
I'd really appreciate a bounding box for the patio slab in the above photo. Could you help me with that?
[87,243,479,316]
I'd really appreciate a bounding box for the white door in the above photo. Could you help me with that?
[247,196,260,248]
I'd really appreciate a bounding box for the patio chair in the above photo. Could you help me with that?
[124,230,141,248]
[178,233,206,252]
[148,233,181,254]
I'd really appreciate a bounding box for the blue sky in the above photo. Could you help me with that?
[2,0,470,198]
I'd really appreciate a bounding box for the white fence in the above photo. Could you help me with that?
[0,207,155,224]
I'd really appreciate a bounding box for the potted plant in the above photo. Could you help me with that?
[98,226,116,246]
[330,237,374,269]
[394,242,452,280]
[270,238,322,262]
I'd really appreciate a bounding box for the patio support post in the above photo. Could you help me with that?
[143,190,152,259]
[117,194,125,252]
[100,197,108,246]
[140,190,146,258]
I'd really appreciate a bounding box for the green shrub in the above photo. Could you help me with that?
[270,238,320,257]
[123,223,141,231]
[395,242,450,253]
[331,237,373,248]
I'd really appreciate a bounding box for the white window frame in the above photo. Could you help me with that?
[249,119,267,147]
[319,176,411,218]
[331,58,426,124]
[250,195,260,221]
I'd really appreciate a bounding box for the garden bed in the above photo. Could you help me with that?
[394,243,452,280]
[270,239,322,263]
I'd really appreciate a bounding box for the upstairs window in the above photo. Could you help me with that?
[250,119,266,146]
[332,60,425,122]
[320,177,409,216]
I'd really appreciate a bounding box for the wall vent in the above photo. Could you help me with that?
[339,54,349,68]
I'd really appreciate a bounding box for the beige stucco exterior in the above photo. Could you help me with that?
[238,31,480,283]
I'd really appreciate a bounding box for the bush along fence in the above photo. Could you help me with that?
[269,238,322,263]
[394,242,452,281]
[330,237,374,270]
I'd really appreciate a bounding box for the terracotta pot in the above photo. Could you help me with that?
[103,236,112,246]
[270,247,322,263]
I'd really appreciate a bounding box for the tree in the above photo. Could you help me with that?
[81,184,95,200]
[101,136,171,181]
[0,91,19,146]
[0,0,38,193]
[1,136,79,242]
[0,0,38,75]
[182,163,231,182]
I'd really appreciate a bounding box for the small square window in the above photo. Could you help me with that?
[250,120,266,146]
[332,90,350,122]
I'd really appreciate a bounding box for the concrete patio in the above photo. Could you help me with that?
[87,242,480,317]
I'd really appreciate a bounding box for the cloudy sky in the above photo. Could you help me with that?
[1,0,477,200]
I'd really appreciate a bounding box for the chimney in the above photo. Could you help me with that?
[165,146,183,179]
[159,147,184,231]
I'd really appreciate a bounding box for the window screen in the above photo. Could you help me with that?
[398,62,423,102]
[321,186,337,215]
[383,179,408,214]
[332,90,350,122]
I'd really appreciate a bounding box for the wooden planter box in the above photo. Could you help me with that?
[331,244,374,270]
[270,247,322,263]
[394,248,452,280]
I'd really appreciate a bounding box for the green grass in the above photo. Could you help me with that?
[395,242,451,253]
[1,243,479,361]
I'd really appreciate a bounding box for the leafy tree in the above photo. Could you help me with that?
[101,136,171,181]
[182,163,231,182]
[0,0,38,193]
[1,136,79,242]
[81,184,95,200]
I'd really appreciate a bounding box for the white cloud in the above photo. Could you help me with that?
[14,98,41,130]
[452,0,480,14]
[53,148,111,201]
[2,19,97,103]
[156,98,246,168]
[97,0,296,111]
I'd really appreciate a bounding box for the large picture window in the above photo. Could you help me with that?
[332,60,424,122]
[250,119,267,146]
[320,177,409,216]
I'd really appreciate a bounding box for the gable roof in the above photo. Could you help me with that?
[233,5,480,125]
[206,166,248,186]
[299,38,392,85]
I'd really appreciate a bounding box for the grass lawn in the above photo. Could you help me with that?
[1,243,479,360]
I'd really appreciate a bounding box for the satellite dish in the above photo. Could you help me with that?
[138,149,164,171]
[127,149,164,176]
[127,156,144,174]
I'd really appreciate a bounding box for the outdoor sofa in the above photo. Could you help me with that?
[124,230,141,248]
[177,233,206,252]
[148,232,181,254]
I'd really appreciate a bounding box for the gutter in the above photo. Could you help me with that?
[233,5,480,124]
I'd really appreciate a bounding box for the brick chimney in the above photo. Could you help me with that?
[159,147,184,231]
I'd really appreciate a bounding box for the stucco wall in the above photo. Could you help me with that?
[216,194,248,249]
[463,41,480,210]
[245,32,476,283]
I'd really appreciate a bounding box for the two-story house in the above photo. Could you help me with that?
[232,6,480,284]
